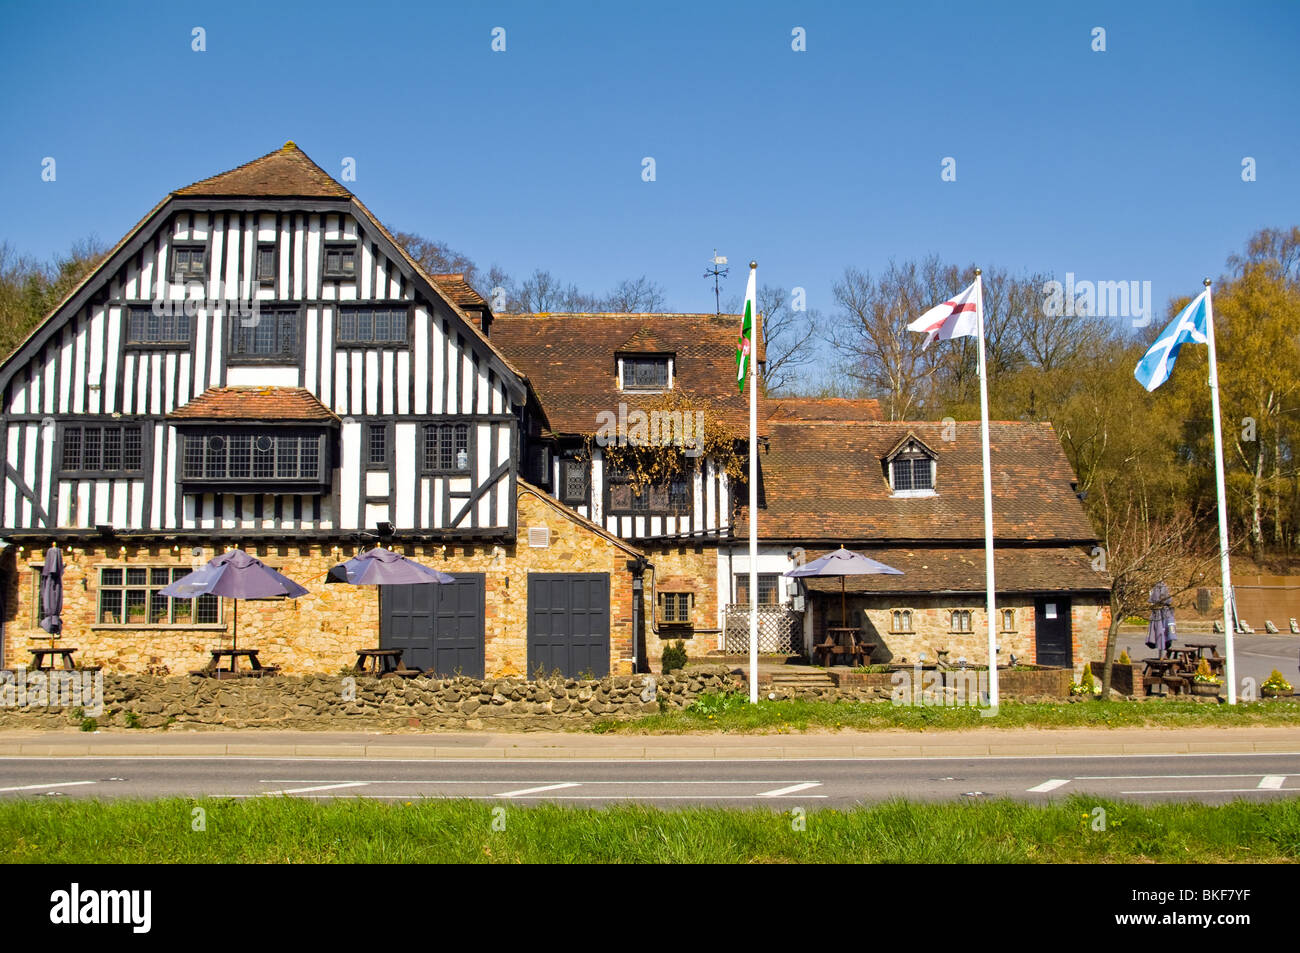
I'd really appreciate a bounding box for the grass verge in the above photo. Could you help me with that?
[2,795,1297,863]
[590,695,1300,734]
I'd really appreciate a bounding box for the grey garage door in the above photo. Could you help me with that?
[527,573,610,679]
[381,574,485,677]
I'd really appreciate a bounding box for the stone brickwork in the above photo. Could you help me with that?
[641,542,721,668]
[1,486,641,678]
[0,666,743,732]
[812,593,1108,678]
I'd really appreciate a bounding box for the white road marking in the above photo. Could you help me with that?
[1258,775,1286,789]
[1027,779,1070,793]
[1121,787,1293,795]
[495,782,580,798]
[262,782,369,796]
[757,782,822,797]
[258,779,818,785]
[1075,773,1286,780]
[0,780,98,793]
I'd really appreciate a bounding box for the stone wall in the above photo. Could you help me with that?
[642,542,722,668]
[1,485,641,678]
[0,666,744,732]
[811,593,1109,677]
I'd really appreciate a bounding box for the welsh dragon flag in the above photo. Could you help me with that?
[736,264,756,393]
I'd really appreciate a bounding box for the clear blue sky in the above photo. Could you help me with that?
[2,0,1297,376]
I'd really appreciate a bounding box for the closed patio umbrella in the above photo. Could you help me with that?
[39,546,64,644]
[785,547,903,627]
[1146,580,1176,657]
[160,548,309,651]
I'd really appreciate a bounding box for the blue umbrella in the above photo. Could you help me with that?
[1145,580,1176,657]
[326,547,455,651]
[326,546,455,586]
[161,548,309,651]
[38,546,64,642]
[785,547,903,627]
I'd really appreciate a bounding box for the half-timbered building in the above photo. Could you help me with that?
[0,144,642,678]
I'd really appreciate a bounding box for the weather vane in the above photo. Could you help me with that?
[704,249,728,315]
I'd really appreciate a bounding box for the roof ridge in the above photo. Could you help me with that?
[174,141,351,198]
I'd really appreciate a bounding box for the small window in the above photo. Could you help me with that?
[892,457,933,492]
[735,573,780,606]
[560,459,587,505]
[659,591,693,625]
[367,423,388,467]
[1001,608,1016,632]
[60,424,144,475]
[171,244,207,281]
[98,566,220,626]
[950,609,972,633]
[422,423,470,473]
[256,244,277,284]
[323,243,358,279]
[891,609,914,633]
[229,308,301,361]
[622,356,669,390]
[337,306,409,346]
[126,305,191,346]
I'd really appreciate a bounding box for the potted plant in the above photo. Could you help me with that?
[1261,669,1293,699]
[1190,657,1222,697]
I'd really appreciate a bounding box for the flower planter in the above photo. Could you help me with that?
[1261,687,1290,699]
[1190,681,1221,697]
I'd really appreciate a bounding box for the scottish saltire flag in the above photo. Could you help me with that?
[907,277,982,350]
[1133,289,1209,392]
[736,264,756,393]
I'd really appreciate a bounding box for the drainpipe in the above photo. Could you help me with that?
[627,557,647,673]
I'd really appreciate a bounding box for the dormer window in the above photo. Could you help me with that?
[885,433,937,497]
[621,355,670,391]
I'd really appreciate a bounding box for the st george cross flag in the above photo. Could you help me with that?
[1133,289,1209,392]
[906,278,982,350]
[736,265,756,393]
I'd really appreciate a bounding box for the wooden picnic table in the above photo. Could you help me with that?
[819,628,875,667]
[1141,657,1189,696]
[29,647,79,671]
[1182,642,1220,658]
[197,648,278,678]
[354,648,421,678]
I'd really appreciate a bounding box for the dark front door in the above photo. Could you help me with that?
[381,574,485,677]
[1034,597,1073,668]
[527,573,610,679]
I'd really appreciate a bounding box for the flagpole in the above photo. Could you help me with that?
[974,269,999,710]
[748,261,759,704]
[1203,278,1237,704]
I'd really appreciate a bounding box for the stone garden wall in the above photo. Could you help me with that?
[0,665,745,732]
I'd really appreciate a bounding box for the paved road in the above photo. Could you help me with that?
[2,752,1297,807]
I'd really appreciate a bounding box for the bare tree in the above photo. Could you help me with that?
[602,275,666,313]
[826,260,943,419]
[387,228,484,290]
[1096,500,1218,696]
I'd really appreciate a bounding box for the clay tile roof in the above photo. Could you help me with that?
[490,313,764,437]
[616,326,672,354]
[431,274,487,310]
[167,386,339,423]
[798,545,1106,594]
[767,396,883,421]
[174,142,352,199]
[739,419,1096,544]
